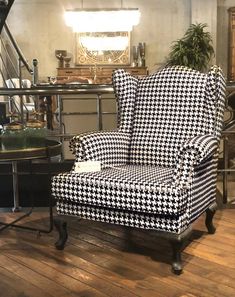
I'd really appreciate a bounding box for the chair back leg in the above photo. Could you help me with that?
[205,202,217,234]
[54,218,68,250]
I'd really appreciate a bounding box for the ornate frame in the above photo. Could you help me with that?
[75,32,131,65]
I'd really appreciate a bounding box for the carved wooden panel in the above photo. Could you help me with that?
[57,66,148,84]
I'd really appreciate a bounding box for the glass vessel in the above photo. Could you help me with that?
[132,45,139,67]
[1,122,26,150]
[25,120,47,148]
[138,42,146,67]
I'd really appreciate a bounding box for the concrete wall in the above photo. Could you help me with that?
[5,0,192,80]
[4,0,234,79]
[217,0,235,78]
[191,0,218,65]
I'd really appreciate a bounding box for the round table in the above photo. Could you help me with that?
[0,139,61,233]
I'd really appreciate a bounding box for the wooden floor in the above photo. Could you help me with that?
[0,205,234,297]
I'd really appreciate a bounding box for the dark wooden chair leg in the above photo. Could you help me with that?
[170,239,184,275]
[168,227,192,275]
[54,218,68,250]
[205,202,217,234]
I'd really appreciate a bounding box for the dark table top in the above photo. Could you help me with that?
[0,139,62,161]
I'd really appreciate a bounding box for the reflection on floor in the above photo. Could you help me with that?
[217,165,235,208]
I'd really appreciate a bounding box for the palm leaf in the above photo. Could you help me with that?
[166,23,214,71]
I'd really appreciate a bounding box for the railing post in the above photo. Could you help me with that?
[18,58,24,123]
[32,58,38,86]
[57,94,63,135]
[97,93,103,130]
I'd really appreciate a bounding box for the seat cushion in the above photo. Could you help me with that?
[52,165,189,216]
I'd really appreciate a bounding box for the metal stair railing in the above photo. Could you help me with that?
[0,23,35,85]
[0,22,38,122]
[0,0,15,34]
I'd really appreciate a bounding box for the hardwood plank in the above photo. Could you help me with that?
[0,254,106,297]
[4,248,139,297]
[0,208,234,297]
[1,226,184,297]
[66,226,235,297]
[0,262,54,297]
[38,241,195,297]
[8,217,235,294]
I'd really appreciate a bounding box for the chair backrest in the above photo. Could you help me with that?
[112,65,226,168]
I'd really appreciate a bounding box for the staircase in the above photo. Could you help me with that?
[0,0,36,87]
[0,0,15,33]
[0,0,40,123]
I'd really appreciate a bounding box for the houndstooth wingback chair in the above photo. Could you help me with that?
[51,65,226,274]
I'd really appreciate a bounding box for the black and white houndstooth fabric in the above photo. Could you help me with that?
[52,65,226,234]
[129,66,224,167]
[69,131,130,169]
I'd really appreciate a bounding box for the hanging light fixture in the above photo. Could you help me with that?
[64,8,141,32]
[80,35,129,51]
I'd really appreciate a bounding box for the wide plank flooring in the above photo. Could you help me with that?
[0,206,234,297]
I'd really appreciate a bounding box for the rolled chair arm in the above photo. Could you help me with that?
[173,135,219,187]
[69,130,131,168]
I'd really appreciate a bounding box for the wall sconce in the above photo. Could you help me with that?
[64,8,140,32]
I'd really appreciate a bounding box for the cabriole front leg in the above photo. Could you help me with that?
[169,227,192,275]
[170,239,184,275]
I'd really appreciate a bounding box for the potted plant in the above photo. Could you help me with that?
[166,23,214,71]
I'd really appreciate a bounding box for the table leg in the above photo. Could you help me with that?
[223,136,230,204]
[12,160,21,212]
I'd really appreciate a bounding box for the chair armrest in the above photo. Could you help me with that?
[173,135,219,187]
[69,130,131,168]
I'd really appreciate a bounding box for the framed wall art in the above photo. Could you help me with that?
[75,31,131,65]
